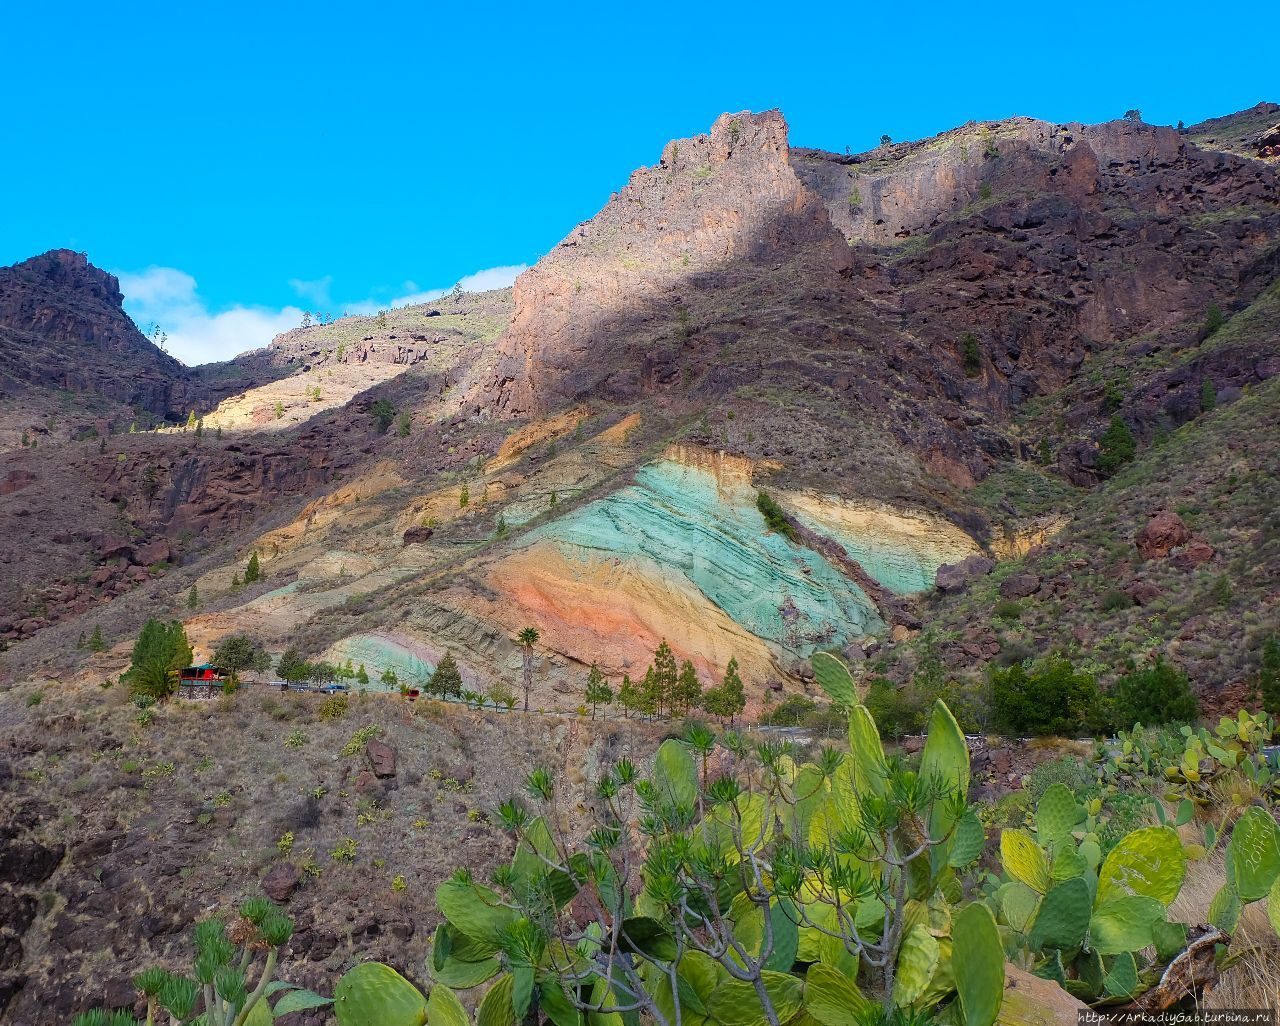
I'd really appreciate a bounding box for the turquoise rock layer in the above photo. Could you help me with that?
[522,459,884,654]
[324,633,436,691]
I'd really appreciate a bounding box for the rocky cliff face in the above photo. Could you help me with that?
[0,250,193,416]
[469,110,1280,494]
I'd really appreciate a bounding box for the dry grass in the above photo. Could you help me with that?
[1168,850,1280,1009]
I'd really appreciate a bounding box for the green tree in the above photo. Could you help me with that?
[396,411,412,437]
[212,634,268,689]
[356,663,370,686]
[1096,415,1136,474]
[495,514,508,537]
[989,657,1103,736]
[583,662,613,718]
[186,409,197,429]
[1123,108,1143,122]
[703,655,746,724]
[517,627,540,710]
[652,640,679,718]
[1108,655,1198,729]
[274,401,285,420]
[370,398,396,433]
[126,619,191,700]
[960,332,982,377]
[380,667,399,690]
[244,552,261,583]
[88,625,107,653]
[1200,377,1217,412]
[459,484,470,508]
[277,647,310,684]
[141,465,161,509]
[617,673,640,718]
[1260,634,1280,715]
[672,659,702,716]
[186,584,199,609]
[428,651,463,699]
[194,418,204,439]
[1202,301,1225,337]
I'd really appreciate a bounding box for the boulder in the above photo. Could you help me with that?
[1136,509,1191,558]
[133,538,171,566]
[1173,539,1215,569]
[1125,582,1162,606]
[402,525,434,546]
[366,739,397,778]
[999,573,1041,600]
[261,862,301,902]
[934,554,995,593]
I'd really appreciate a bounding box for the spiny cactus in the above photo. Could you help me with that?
[992,782,1192,1003]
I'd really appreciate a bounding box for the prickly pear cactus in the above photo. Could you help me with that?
[812,652,857,708]
[951,903,1004,1026]
[333,962,427,1026]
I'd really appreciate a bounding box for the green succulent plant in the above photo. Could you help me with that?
[419,653,1004,1026]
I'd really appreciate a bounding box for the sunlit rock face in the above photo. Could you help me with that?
[483,444,985,684]
[778,490,978,595]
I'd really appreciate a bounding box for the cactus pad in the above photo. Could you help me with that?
[334,963,427,1026]
[1096,826,1186,907]
[952,902,1004,1026]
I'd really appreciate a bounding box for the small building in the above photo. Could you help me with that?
[177,664,227,698]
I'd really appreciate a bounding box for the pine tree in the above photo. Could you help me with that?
[648,640,679,718]
[672,659,702,717]
[459,484,470,508]
[244,552,261,583]
[584,662,614,719]
[126,619,191,699]
[428,652,463,699]
[357,664,370,686]
[232,573,243,588]
[1096,415,1136,474]
[617,674,639,718]
[278,647,309,684]
[707,657,746,725]
[88,625,107,653]
[380,667,399,690]
[638,668,661,719]
[194,419,204,439]
[186,410,197,429]
[187,584,199,609]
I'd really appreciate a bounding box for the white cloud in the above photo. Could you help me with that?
[115,262,531,366]
[117,266,304,366]
[288,274,334,307]
[340,265,528,317]
[457,264,527,292]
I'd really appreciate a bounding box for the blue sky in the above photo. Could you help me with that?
[2,1,1274,364]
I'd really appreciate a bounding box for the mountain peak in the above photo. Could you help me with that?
[11,248,124,304]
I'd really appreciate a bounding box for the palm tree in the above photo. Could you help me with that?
[516,627,540,711]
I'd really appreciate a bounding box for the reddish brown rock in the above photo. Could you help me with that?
[1136,510,1192,558]
[261,862,301,902]
[1125,582,1162,606]
[365,740,397,779]
[934,554,996,593]
[133,538,171,566]
[1173,539,1215,568]
[999,573,1042,600]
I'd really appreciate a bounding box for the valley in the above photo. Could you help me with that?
[0,100,1278,1024]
